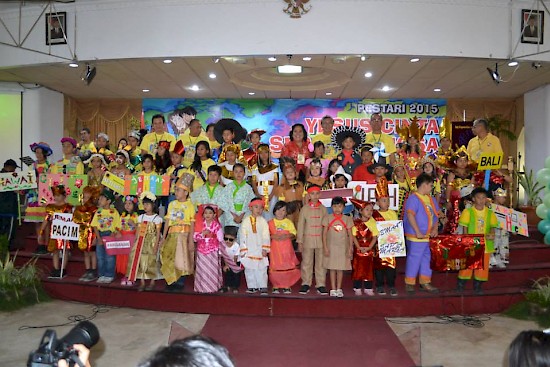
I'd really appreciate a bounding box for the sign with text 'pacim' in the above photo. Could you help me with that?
[477,153,503,171]
[50,213,80,241]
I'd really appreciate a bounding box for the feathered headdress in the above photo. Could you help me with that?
[396,117,426,142]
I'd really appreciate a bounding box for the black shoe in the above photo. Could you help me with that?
[164,284,179,293]
[473,280,484,295]
[246,288,257,294]
[48,269,61,278]
[456,279,467,293]
[317,286,329,295]
[260,288,269,295]
[377,287,386,295]
[220,287,228,293]
[390,288,398,297]
[33,246,48,255]
[299,285,310,295]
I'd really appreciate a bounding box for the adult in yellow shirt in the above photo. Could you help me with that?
[140,114,176,154]
[77,127,96,160]
[177,119,209,167]
[466,118,503,162]
[365,113,397,166]
[49,137,84,175]
[311,115,339,159]
[206,124,221,151]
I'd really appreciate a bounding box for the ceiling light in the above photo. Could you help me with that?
[142,89,150,93]
[209,73,217,79]
[268,56,277,62]
[302,56,312,61]
[507,60,518,67]
[277,64,303,74]
[410,58,420,63]
[325,92,332,96]
[364,72,373,78]
[360,55,367,61]
[433,88,441,92]
[212,57,220,63]
[381,85,391,92]
[189,84,200,91]
[248,92,255,95]
[69,59,78,68]
[487,63,501,84]
[163,59,172,64]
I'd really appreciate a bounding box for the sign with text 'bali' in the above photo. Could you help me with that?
[477,153,504,171]
[143,98,447,155]
[0,170,37,192]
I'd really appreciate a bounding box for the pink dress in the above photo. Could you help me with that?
[193,219,223,293]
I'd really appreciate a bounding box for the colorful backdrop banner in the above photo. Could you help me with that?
[143,98,447,155]
[38,174,88,206]
[0,170,37,192]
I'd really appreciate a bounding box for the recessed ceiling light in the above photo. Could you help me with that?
[248,92,255,96]
[69,61,79,68]
[508,60,519,67]
[381,85,391,92]
[360,55,367,61]
[325,92,332,96]
[213,57,220,63]
[142,89,150,92]
[277,65,303,74]
[189,85,200,91]
[364,72,373,78]
[268,57,277,62]
[209,73,217,79]
[433,88,441,92]
[302,56,312,61]
[163,59,172,64]
[410,58,420,63]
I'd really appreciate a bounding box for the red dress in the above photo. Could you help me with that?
[280,140,311,175]
[352,219,375,281]
[267,219,301,288]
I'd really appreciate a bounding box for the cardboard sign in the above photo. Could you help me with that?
[492,204,529,237]
[50,213,80,241]
[376,220,406,258]
[477,153,503,171]
[0,170,37,192]
[124,174,170,196]
[350,181,400,210]
[103,234,135,255]
[38,174,88,206]
[101,171,125,195]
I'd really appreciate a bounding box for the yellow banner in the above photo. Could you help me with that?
[477,153,503,171]
[101,171,125,194]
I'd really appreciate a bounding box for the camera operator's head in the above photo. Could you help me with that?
[138,335,235,367]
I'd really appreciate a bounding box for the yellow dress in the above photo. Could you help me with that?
[127,214,162,281]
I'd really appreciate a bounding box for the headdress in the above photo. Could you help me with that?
[249,198,264,208]
[330,125,366,153]
[84,153,108,167]
[257,144,270,153]
[30,142,53,157]
[97,133,109,142]
[51,184,66,196]
[172,140,185,156]
[139,191,157,203]
[116,150,130,163]
[213,118,248,144]
[375,177,390,199]
[451,146,478,170]
[367,160,392,175]
[306,185,321,193]
[124,195,138,204]
[175,173,195,192]
[330,165,352,185]
[158,140,171,151]
[100,188,115,202]
[350,198,375,210]
[420,155,437,168]
[460,184,475,198]
[494,188,507,197]
[128,130,141,140]
[396,117,426,142]
[61,137,77,148]
[82,186,100,202]
[224,144,241,156]
[248,129,266,139]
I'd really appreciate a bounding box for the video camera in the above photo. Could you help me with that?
[27,321,99,367]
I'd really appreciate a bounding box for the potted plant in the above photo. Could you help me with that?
[516,166,544,225]
[525,277,550,318]
[486,114,518,142]
[0,253,48,311]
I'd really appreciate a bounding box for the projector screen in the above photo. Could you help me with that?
[0,93,22,168]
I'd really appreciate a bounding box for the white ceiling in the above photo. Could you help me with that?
[0,54,547,99]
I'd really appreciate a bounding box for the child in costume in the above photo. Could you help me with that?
[38,185,73,278]
[118,196,138,286]
[110,150,132,178]
[220,226,243,293]
[188,140,216,192]
[326,159,341,181]
[392,156,413,219]
[154,140,172,175]
[166,140,187,203]
[127,130,143,173]
[127,191,162,291]
[396,119,426,179]
[444,147,474,234]
[323,196,354,298]
[251,144,279,219]
[490,188,509,268]
[457,187,498,295]
[25,142,52,255]
[193,205,224,293]
[74,186,100,282]
[350,199,378,296]
[160,174,196,292]
[372,177,399,296]
[49,137,84,175]
[403,173,440,294]
[239,197,271,295]
[421,156,442,203]
[304,158,331,194]
[212,119,248,164]
[352,145,376,182]
[191,165,224,207]
[332,126,365,176]
[220,163,255,229]
[242,129,266,170]
[329,166,354,215]
[219,144,243,186]
[305,141,330,177]
[91,189,121,284]
[297,185,329,295]
[268,201,301,294]
[273,164,304,227]
[85,154,107,188]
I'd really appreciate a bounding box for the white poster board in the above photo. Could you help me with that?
[50,213,80,241]
[376,220,406,258]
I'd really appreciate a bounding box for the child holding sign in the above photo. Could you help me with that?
[74,186,99,282]
[490,188,509,269]
[38,185,73,278]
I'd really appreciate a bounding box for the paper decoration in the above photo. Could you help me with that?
[102,171,125,195]
[350,181,400,210]
[0,170,37,192]
[430,234,485,271]
[38,174,88,206]
[124,174,170,196]
[376,220,406,258]
[50,213,80,241]
[492,204,529,237]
